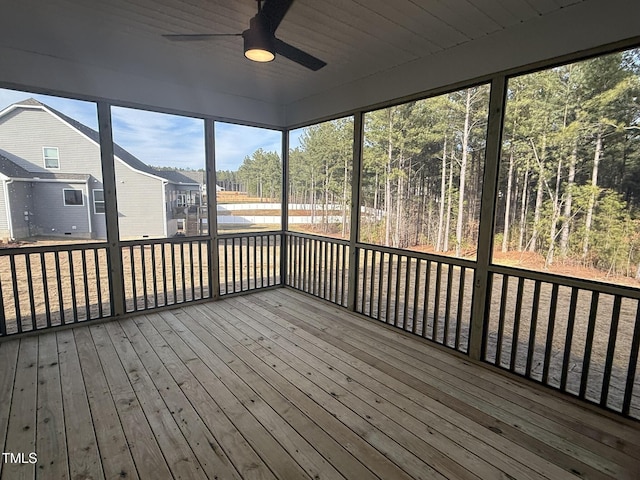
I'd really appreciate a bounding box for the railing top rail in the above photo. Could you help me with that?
[0,241,109,256]
[489,264,640,299]
[121,236,210,247]
[357,242,478,269]
[286,231,350,246]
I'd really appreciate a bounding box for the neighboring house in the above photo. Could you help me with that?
[0,98,202,241]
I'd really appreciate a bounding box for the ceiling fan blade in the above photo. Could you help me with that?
[274,38,326,71]
[260,0,294,33]
[162,33,241,41]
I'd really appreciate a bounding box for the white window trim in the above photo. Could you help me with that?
[93,189,105,214]
[63,188,84,206]
[43,146,60,170]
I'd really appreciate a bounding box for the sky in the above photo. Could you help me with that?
[0,87,297,172]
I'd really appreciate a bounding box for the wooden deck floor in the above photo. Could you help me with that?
[0,288,638,480]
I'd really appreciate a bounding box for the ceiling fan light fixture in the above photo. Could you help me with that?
[243,15,275,63]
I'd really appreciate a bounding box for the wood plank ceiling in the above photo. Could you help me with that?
[1,0,638,126]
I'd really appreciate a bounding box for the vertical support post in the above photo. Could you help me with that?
[469,75,507,360]
[281,129,289,287]
[347,112,364,311]
[205,119,221,300]
[97,102,125,317]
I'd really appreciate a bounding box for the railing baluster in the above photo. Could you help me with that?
[622,303,640,415]
[81,250,90,321]
[151,244,158,307]
[25,254,37,330]
[180,242,186,301]
[376,250,384,319]
[198,241,204,299]
[130,245,137,310]
[141,244,148,310]
[455,267,466,351]
[329,242,335,303]
[412,259,421,335]
[385,253,393,324]
[433,262,442,341]
[41,252,52,327]
[560,287,579,391]
[264,236,269,288]
[444,264,454,345]
[171,243,177,304]
[510,277,525,371]
[393,255,403,327]
[289,235,295,288]
[231,238,237,293]
[364,249,372,316]
[525,280,541,377]
[496,274,509,365]
[161,243,168,305]
[239,237,244,291]
[190,242,195,300]
[223,238,228,294]
[360,248,368,313]
[267,235,271,286]
[580,291,600,399]
[323,240,328,298]
[312,238,317,295]
[10,255,21,333]
[422,260,431,338]
[254,236,258,290]
[403,257,411,330]
[601,295,622,406]
[95,249,103,318]
[54,251,64,326]
[542,283,559,384]
[341,244,347,306]
[0,271,5,336]
[69,251,78,322]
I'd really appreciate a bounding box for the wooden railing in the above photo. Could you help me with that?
[122,238,211,312]
[0,243,111,335]
[1,232,638,420]
[356,244,476,354]
[285,232,349,306]
[485,266,640,418]
[219,233,281,295]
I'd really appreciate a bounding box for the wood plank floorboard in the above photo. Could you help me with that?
[0,288,638,480]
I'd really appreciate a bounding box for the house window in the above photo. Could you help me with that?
[93,189,105,214]
[177,193,188,207]
[43,147,60,169]
[63,189,84,206]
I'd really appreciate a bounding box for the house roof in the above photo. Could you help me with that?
[155,169,203,185]
[0,150,89,181]
[4,99,200,186]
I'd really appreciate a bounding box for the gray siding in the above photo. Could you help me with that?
[8,181,35,239]
[0,107,103,179]
[0,181,9,239]
[115,160,165,239]
[30,182,91,239]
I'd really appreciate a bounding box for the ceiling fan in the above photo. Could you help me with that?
[162,0,326,71]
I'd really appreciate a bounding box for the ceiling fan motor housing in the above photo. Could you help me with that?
[243,15,275,62]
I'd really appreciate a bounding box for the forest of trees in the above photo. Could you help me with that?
[497,49,640,277]
[226,47,640,281]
